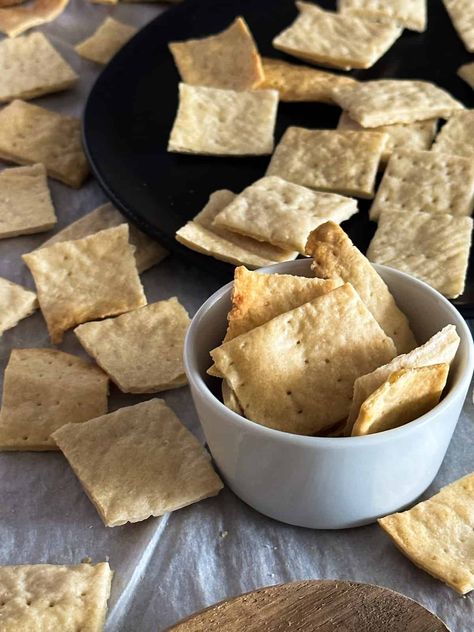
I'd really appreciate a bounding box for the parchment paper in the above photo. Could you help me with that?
[0,2,473,631]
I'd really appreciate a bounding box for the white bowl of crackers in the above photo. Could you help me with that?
[184,222,474,529]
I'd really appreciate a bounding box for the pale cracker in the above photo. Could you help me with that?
[224,265,343,342]
[213,176,358,253]
[0,0,69,38]
[352,364,449,436]
[0,277,37,335]
[0,348,108,451]
[0,164,57,238]
[331,80,465,127]
[367,210,473,299]
[75,298,190,394]
[169,17,263,90]
[38,202,168,274]
[22,224,146,344]
[443,0,474,52]
[337,111,437,164]
[222,380,243,415]
[379,472,474,594]
[370,149,474,220]
[338,0,427,32]
[273,2,402,70]
[176,190,297,268]
[458,62,474,89]
[306,221,417,354]
[211,283,396,435]
[346,324,460,435]
[0,32,77,102]
[0,562,113,632]
[0,100,89,188]
[168,84,278,156]
[266,127,387,199]
[432,110,474,159]
[259,57,357,103]
[75,17,137,65]
[52,399,223,527]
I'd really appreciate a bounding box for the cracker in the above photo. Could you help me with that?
[0,562,113,631]
[213,176,358,253]
[176,190,297,267]
[75,298,190,394]
[38,202,168,274]
[331,80,465,127]
[259,57,357,103]
[379,472,474,594]
[273,2,402,70]
[352,364,449,436]
[337,112,437,164]
[443,0,474,52]
[306,221,417,354]
[367,210,473,298]
[370,149,474,220]
[266,127,387,199]
[0,349,108,451]
[52,399,223,526]
[222,380,243,415]
[0,0,69,37]
[75,17,137,65]
[458,62,474,89]
[346,325,459,434]
[0,277,37,335]
[0,164,56,238]
[338,0,427,32]
[432,110,474,159]
[211,283,396,435]
[168,84,278,156]
[169,17,263,90]
[23,224,146,344]
[0,100,89,188]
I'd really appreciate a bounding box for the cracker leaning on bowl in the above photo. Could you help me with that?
[75,17,137,65]
[0,276,37,335]
[338,0,427,32]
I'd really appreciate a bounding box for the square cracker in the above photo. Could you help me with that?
[0,164,57,238]
[211,283,397,435]
[378,472,474,594]
[74,17,137,65]
[0,348,108,451]
[337,112,437,164]
[0,100,89,188]
[0,562,113,632]
[0,277,37,335]
[443,0,474,52]
[169,17,263,90]
[346,324,460,435]
[331,80,465,127]
[176,190,297,268]
[432,110,474,159]
[273,2,402,70]
[213,176,358,253]
[366,210,473,299]
[38,202,168,274]
[370,149,474,220]
[338,0,427,32]
[259,57,357,103]
[351,363,449,436]
[74,298,190,394]
[0,32,77,102]
[306,221,417,354]
[52,399,223,526]
[23,224,146,344]
[168,83,278,156]
[266,127,387,199]
[458,61,474,89]
[0,0,69,38]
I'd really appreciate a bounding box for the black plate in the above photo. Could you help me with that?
[83,0,474,316]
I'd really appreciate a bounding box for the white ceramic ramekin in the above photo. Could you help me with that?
[184,260,474,529]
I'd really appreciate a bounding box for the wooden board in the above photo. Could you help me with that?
[166,580,449,631]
